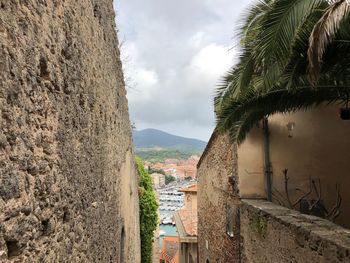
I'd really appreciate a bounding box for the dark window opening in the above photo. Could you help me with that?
[120,227,125,263]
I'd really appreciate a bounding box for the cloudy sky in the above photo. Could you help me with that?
[113,0,256,141]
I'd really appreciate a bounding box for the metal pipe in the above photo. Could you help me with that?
[263,117,272,202]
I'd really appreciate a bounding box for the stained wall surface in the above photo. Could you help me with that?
[237,127,265,199]
[237,106,350,228]
[197,133,240,263]
[240,199,350,263]
[0,1,140,262]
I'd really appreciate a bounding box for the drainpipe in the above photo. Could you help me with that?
[262,117,272,202]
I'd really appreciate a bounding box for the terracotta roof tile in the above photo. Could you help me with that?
[160,236,179,263]
[178,209,198,236]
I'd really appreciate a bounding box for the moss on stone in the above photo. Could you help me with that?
[250,212,267,238]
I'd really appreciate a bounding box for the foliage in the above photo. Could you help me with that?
[135,157,158,263]
[165,174,176,185]
[215,0,350,143]
[148,168,166,175]
[136,149,200,163]
[308,0,350,83]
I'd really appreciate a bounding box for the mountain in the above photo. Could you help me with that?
[132,128,207,152]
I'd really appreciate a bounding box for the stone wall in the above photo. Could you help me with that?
[0,1,140,262]
[197,133,240,263]
[240,199,350,263]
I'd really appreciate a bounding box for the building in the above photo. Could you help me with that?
[174,185,198,263]
[197,106,350,263]
[149,158,199,181]
[151,173,166,188]
[160,236,179,263]
[165,159,180,165]
[197,134,239,262]
[179,185,197,210]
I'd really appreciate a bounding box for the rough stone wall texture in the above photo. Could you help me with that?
[241,199,350,263]
[197,133,240,263]
[0,1,140,262]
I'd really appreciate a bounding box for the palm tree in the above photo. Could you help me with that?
[308,0,350,83]
[215,0,350,143]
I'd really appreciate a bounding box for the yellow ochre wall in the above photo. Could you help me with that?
[237,105,350,228]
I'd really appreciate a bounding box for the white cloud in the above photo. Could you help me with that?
[128,68,159,102]
[189,32,205,48]
[135,69,158,87]
[189,43,235,78]
[114,0,256,141]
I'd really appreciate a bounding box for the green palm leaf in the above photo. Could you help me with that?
[255,0,325,68]
[215,0,350,143]
[308,0,350,84]
[218,86,350,143]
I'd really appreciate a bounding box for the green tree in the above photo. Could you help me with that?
[136,149,198,163]
[215,0,350,143]
[135,157,158,263]
[165,174,176,185]
[148,167,166,175]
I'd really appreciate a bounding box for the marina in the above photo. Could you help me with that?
[157,181,195,247]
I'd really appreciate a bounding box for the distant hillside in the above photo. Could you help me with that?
[132,128,207,152]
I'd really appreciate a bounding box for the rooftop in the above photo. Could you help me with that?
[160,236,179,263]
[179,184,197,193]
[176,208,198,237]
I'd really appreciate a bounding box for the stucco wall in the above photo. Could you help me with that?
[183,191,198,211]
[0,1,140,262]
[237,128,265,199]
[237,106,350,228]
[240,199,350,263]
[197,133,240,263]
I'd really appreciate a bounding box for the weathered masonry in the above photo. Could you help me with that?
[0,1,140,262]
[198,106,350,263]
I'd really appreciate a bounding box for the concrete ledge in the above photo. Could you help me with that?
[241,199,350,263]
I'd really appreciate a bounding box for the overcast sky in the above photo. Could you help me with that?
[113,0,256,141]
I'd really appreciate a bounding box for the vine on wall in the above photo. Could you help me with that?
[136,157,158,263]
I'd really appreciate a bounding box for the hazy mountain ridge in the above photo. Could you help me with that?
[132,128,207,152]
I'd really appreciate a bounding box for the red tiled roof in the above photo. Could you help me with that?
[171,251,179,263]
[160,236,179,263]
[178,209,198,236]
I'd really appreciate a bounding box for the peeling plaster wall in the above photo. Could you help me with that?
[0,1,140,262]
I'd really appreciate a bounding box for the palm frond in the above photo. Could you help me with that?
[238,0,273,46]
[308,0,350,84]
[215,0,350,144]
[217,86,350,143]
[255,0,325,68]
[229,110,265,143]
[214,51,255,113]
